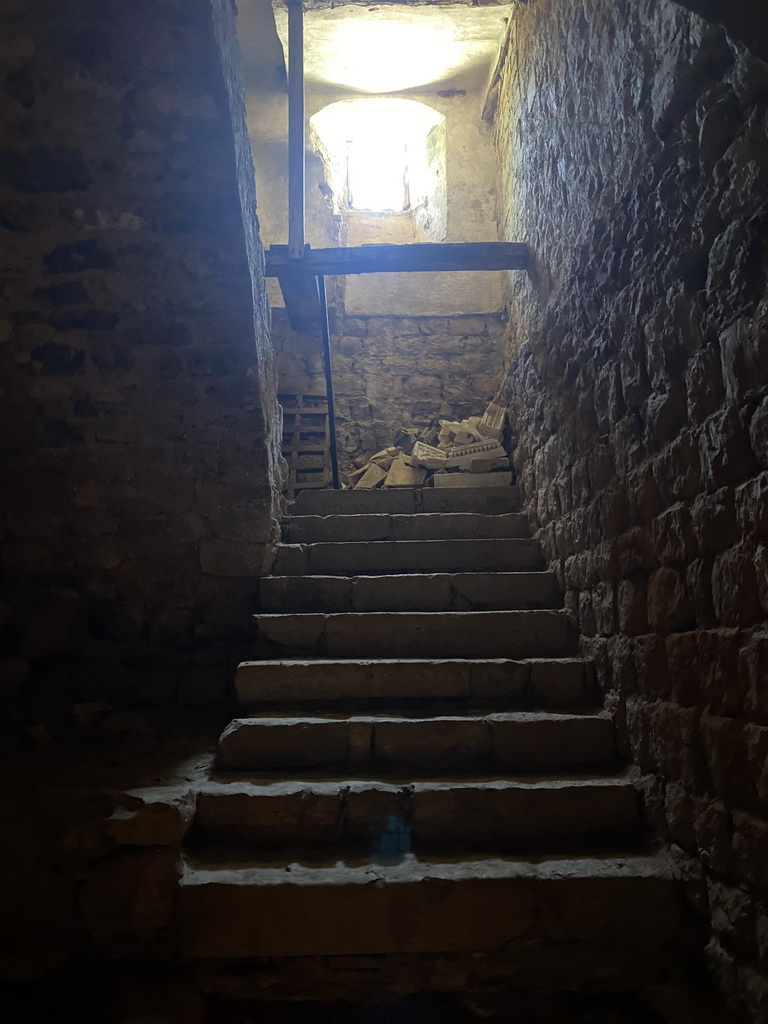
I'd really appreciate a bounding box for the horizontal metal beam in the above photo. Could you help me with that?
[266,242,531,278]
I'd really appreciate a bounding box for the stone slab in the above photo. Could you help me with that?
[433,472,512,488]
[321,610,575,659]
[193,778,638,849]
[106,786,196,846]
[176,854,684,959]
[490,713,616,770]
[235,657,594,710]
[450,571,561,610]
[196,785,345,847]
[216,712,614,774]
[421,489,521,513]
[373,717,489,770]
[235,658,473,705]
[351,574,452,612]
[290,490,420,516]
[260,571,562,613]
[252,609,576,659]
[410,778,639,845]
[255,613,326,648]
[178,867,536,958]
[260,574,353,613]
[218,717,349,770]
[283,513,530,544]
[273,538,543,576]
[529,659,593,707]
[289,488,521,516]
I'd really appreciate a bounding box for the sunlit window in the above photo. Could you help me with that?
[347,137,408,212]
[311,98,443,215]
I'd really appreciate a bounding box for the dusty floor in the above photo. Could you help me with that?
[211,988,716,1023]
[4,977,724,1024]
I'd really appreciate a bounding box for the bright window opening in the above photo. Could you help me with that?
[347,136,408,212]
[311,98,444,215]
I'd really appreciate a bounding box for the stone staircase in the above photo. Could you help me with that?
[176,486,702,995]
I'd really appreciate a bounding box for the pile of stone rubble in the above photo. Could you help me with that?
[346,400,513,489]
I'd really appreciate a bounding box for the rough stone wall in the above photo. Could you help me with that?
[273,310,507,471]
[496,0,768,1018]
[0,0,281,721]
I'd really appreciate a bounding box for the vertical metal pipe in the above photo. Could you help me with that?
[317,275,340,489]
[287,0,305,260]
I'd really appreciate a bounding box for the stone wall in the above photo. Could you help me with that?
[273,309,507,472]
[0,0,281,724]
[496,0,768,1019]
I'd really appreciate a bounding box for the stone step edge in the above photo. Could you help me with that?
[235,657,594,709]
[217,711,617,772]
[225,711,611,725]
[276,538,539,550]
[281,515,531,543]
[262,570,558,581]
[180,850,679,885]
[281,512,529,522]
[251,610,575,650]
[252,609,569,620]
[237,659,593,667]
[193,775,642,841]
[175,850,688,959]
[237,657,590,666]
[259,575,563,612]
[197,774,636,797]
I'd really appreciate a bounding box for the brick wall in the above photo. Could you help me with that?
[0,0,281,720]
[496,0,768,1018]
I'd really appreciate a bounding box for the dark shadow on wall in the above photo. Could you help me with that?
[672,0,768,62]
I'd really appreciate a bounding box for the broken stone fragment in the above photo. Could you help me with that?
[479,400,507,437]
[384,454,427,488]
[355,463,389,488]
[470,457,510,473]
[411,441,448,469]
[433,471,513,488]
[369,446,402,466]
[445,441,507,468]
[105,786,196,845]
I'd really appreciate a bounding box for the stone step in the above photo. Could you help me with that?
[273,538,542,576]
[176,851,687,959]
[289,487,521,517]
[252,610,576,659]
[235,657,594,710]
[282,512,530,544]
[217,712,616,773]
[193,775,641,850]
[260,571,562,613]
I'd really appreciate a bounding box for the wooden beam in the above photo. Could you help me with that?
[277,270,321,331]
[267,242,531,277]
[286,0,305,259]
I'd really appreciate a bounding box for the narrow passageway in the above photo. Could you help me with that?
[1,0,767,1020]
[177,484,722,1019]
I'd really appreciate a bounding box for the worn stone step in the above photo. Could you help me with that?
[289,487,521,517]
[235,657,594,710]
[252,610,576,659]
[273,538,542,576]
[217,712,616,773]
[193,775,640,849]
[176,851,687,959]
[282,512,530,544]
[260,571,562,613]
